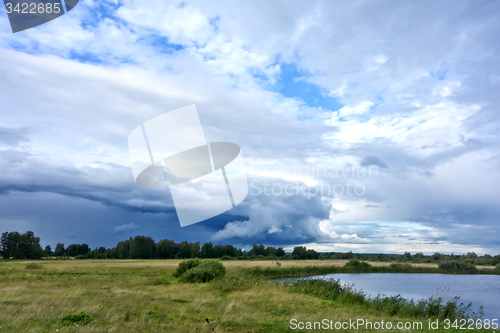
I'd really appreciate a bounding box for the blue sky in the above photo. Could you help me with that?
[0,0,499,255]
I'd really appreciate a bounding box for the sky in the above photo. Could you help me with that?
[0,0,499,255]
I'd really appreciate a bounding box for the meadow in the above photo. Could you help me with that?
[0,259,497,332]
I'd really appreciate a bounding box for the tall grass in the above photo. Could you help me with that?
[25,262,43,269]
[287,278,483,321]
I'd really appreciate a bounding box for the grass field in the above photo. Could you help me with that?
[0,259,496,332]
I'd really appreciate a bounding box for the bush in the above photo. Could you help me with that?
[221,255,232,261]
[389,262,414,273]
[438,261,477,274]
[61,311,93,325]
[345,259,371,272]
[25,263,42,269]
[173,259,200,278]
[179,260,225,283]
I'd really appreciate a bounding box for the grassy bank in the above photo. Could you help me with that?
[0,259,496,332]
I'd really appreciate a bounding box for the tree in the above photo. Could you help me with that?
[116,239,130,259]
[201,242,213,258]
[129,235,155,259]
[464,252,478,259]
[78,244,90,256]
[156,239,178,259]
[66,244,90,257]
[251,244,265,256]
[1,232,11,259]
[55,243,65,257]
[177,241,199,259]
[292,246,307,259]
[432,252,442,262]
[66,244,78,257]
[413,252,425,262]
[306,249,320,259]
[43,245,52,257]
[1,231,42,259]
[1,232,20,259]
[402,252,412,262]
[275,247,285,257]
[20,231,43,259]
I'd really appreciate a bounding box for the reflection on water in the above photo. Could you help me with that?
[286,273,500,319]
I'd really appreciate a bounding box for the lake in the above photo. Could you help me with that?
[285,273,500,319]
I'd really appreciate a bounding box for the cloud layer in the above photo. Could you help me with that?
[0,0,499,254]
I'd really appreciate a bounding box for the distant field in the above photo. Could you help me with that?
[223,259,440,268]
[16,258,442,267]
[0,260,495,332]
[17,258,495,270]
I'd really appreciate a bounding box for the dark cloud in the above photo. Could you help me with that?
[210,175,332,245]
[0,127,31,146]
[0,150,177,215]
[360,156,388,169]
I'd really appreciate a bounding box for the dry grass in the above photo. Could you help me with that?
[23,258,485,269]
[223,260,441,268]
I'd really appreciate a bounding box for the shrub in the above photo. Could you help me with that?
[61,311,93,325]
[389,262,414,273]
[345,259,371,272]
[173,259,200,278]
[221,255,232,261]
[179,260,225,283]
[438,261,477,274]
[25,263,42,269]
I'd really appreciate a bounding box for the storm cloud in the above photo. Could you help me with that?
[0,0,499,254]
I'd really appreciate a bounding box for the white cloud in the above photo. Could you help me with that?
[114,223,139,234]
[336,101,374,118]
[268,226,282,234]
[432,81,461,97]
[212,220,260,241]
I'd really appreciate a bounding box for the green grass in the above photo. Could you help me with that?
[0,259,496,332]
[24,262,43,270]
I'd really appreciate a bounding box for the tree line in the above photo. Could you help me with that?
[317,250,500,266]
[1,230,500,265]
